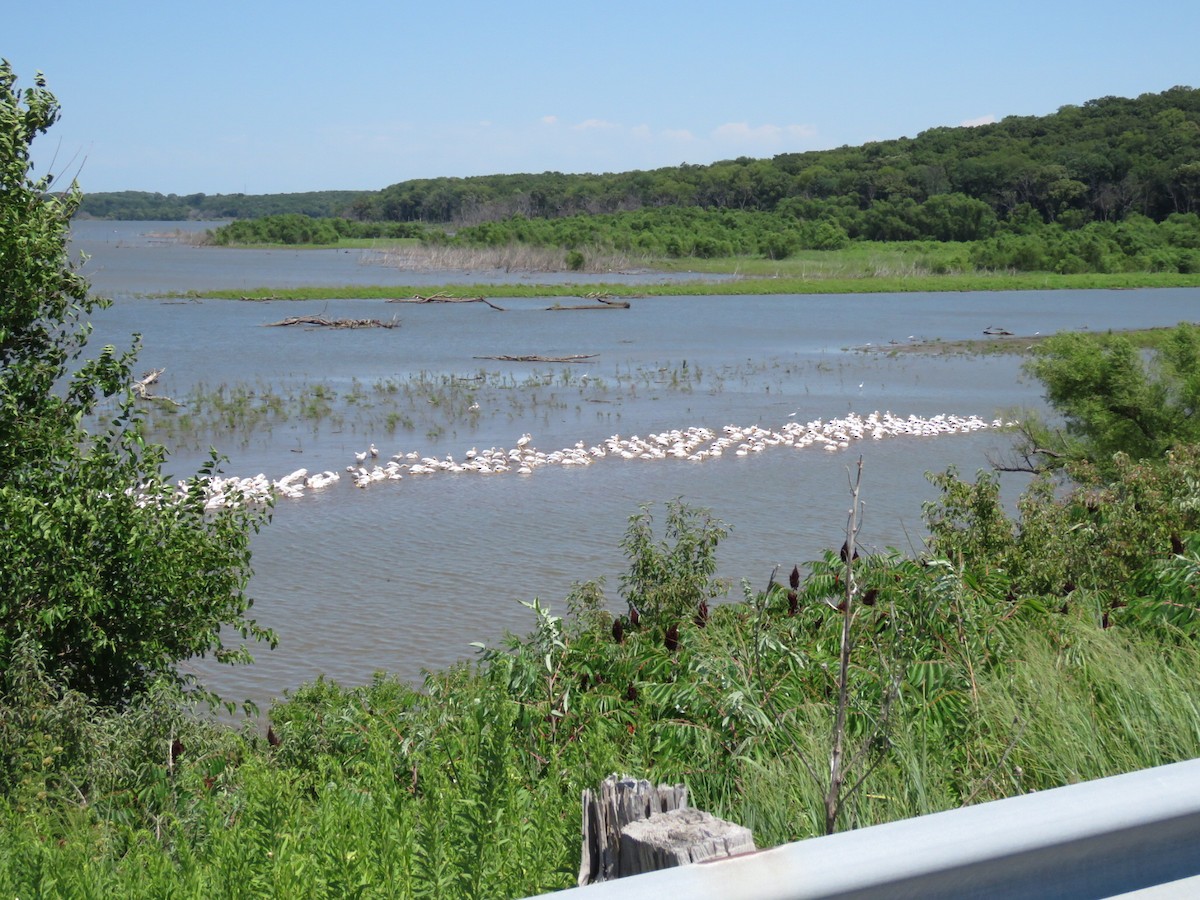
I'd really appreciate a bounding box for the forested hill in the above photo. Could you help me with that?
[78,85,1199,226]
[75,190,370,221]
[362,86,1200,227]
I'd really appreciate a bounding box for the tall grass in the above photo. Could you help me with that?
[369,242,646,275]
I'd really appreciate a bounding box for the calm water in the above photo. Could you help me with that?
[70,221,1200,707]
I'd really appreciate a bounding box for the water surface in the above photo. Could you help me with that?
[71,221,1200,707]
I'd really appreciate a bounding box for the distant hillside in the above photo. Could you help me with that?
[79,86,1200,229]
[362,86,1200,228]
[74,190,370,221]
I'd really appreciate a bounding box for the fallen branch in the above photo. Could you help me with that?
[547,300,631,310]
[132,368,183,406]
[263,315,399,329]
[388,293,506,311]
[474,353,599,363]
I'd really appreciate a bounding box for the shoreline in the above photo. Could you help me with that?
[170,270,1200,302]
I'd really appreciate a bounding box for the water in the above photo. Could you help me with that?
[68,221,1200,707]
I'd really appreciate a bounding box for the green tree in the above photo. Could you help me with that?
[0,61,273,706]
[618,500,729,625]
[1012,324,1200,476]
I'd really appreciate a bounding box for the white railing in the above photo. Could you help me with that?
[532,758,1200,899]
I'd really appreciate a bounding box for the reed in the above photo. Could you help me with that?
[368,242,645,274]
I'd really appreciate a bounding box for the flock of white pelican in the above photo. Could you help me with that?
[191,411,1012,510]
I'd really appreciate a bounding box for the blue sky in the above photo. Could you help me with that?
[8,1,1199,194]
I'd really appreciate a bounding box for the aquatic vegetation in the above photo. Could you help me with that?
[132,358,756,450]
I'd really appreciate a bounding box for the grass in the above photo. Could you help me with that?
[169,234,1200,299]
[184,270,1200,302]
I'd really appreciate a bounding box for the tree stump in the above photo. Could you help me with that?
[619,807,757,878]
[578,775,754,885]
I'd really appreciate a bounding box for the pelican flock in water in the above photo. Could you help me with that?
[192,411,1012,509]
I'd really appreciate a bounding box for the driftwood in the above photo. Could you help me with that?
[387,292,507,311]
[548,295,631,311]
[263,315,399,329]
[578,775,755,886]
[547,300,631,310]
[474,353,598,363]
[132,368,183,406]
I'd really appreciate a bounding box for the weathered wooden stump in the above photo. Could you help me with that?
[619,807,757,878]
[579,775,755,885]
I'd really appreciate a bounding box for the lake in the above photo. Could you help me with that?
[70,220,1200,708]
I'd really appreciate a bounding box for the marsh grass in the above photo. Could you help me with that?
[188,251,1200,302]
[133,359,736,449]
[369,242,646,274]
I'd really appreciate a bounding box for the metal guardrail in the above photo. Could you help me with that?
[533,758,1200,899]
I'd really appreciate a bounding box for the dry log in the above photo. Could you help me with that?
[547,301,631,310]
[132,368,183,406]
[263,315,399,329]
[387,293,506,311]
[134,368,164,394]
[474,353,598,363]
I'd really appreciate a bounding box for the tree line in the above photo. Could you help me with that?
[357,85,1200,227]
[80,85,1200,235]
[76,189,370,221]
[207,214,425,246]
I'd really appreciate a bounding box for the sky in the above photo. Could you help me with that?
[8,1,1200,195]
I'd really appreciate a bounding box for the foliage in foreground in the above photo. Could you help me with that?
[3,450,1200,895]
[0,61,272,705]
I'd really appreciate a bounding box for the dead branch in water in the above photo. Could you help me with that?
[474,353,599,363]
[263,315,400,329]
[547,300,631,310]
[133,368,183,406]
[387,292,506,311]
